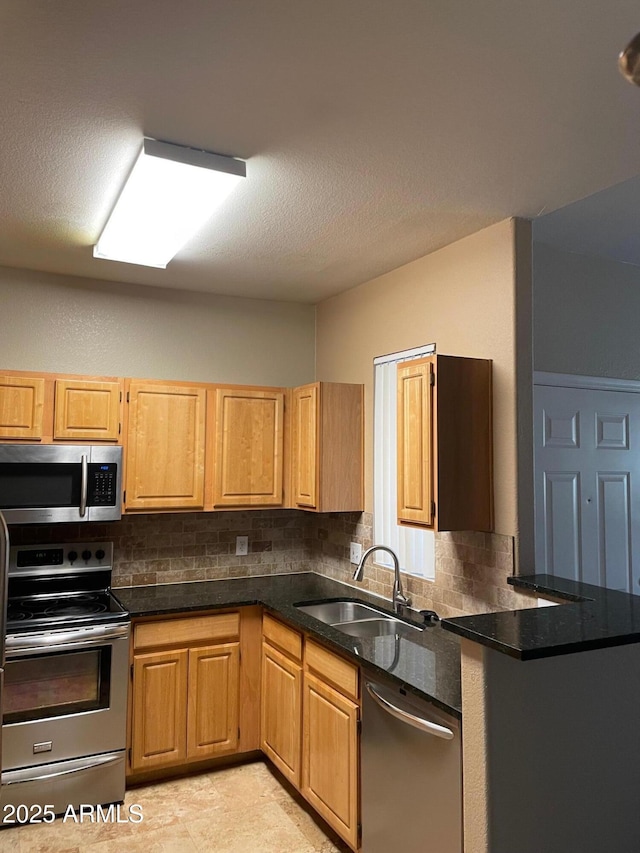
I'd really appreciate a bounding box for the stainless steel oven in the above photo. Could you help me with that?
[0,541,129,813]
[0,445,122,524]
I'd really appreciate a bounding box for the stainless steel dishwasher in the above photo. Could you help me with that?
[361,670,463,853]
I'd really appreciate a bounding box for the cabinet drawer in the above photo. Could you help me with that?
[263,613,302,662]
[134,612,240,650]
[305,639,359,701]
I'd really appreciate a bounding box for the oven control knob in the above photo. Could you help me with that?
[82,550,92,561]
[95,549,105,561]
[68,550,78,563]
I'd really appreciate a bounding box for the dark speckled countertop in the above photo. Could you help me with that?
[442,573,640,660]
[113,573,462,718]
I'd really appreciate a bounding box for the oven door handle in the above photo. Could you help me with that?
[2,753,123,786]
[79,453,88,518]
[6,624,130,656]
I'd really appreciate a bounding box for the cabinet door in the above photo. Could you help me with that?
[213,388,284,507]
[291,383,319,509]
[302,672,359,849]
[126,381,206,510]
[261,641,302,787]
[54,379,121,441]
[131,649,188,771]
[397,358,434,526]
[0,375,45,440]
[187,643,240,760]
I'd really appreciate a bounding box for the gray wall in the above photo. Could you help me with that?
[0,266,316,386]
[533,242,640,380]
[462,639,640,853]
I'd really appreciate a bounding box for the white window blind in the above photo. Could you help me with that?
[373,345,435,580]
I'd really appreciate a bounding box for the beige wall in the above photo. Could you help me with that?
[533,242,640,380]
[315,218,533,555]
[0,265,315,386]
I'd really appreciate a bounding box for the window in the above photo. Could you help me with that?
[373,345,435,580]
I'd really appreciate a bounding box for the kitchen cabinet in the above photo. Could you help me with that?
[259,616,361,850]
[290,382,363,513]
[0,374,45,440]
[129,612,241,773]
[302,639,360,850]
[260,613,303,787]
[53,379,121,441]
[397,354,493,531]
[212,386,285,508]
[0,371,123,443]
[125,380,206,511]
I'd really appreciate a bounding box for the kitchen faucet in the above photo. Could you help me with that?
[352,545,411,611]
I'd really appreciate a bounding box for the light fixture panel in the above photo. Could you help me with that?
[94,139,246,268]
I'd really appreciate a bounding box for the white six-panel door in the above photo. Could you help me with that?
[534,377,640,592]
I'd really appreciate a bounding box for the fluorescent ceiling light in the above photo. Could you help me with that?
[93,138,246,268]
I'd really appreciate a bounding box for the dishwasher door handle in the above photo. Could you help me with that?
[365,682,454,740]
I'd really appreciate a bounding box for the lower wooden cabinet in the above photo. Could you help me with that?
[130,614,241,773]
[260,615,361,850]
[261,641,302,786]
[302,672,360,850]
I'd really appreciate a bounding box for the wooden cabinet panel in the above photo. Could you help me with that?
[397,355,493,532]
[126,381,206,510]
[397,360,433,526]
[0,375,45,440]
[213,387,284,507]
[131,649,188,771]
[290,382,363,513]
[291,384,319,508]
[187,643,240,759]
[54,379,121,441]
[261,642,302,786]
[263,612,302,662]
[305,640,358,701]
[134,612,240,650]
[302,672,359,849]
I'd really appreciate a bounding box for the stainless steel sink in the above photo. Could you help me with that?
[296,600,389,625]
[337,618,420,638]
[295,599,423,638]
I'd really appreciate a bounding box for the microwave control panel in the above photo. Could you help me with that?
[88,463,118,506]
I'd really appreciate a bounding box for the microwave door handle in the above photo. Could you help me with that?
[79,454,88,518]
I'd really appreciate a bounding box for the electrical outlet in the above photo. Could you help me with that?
[350,542,362,564]
[235,536,249,556]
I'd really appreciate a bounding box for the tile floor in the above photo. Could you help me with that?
[1,761,351,852]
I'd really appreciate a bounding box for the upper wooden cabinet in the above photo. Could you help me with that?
[0,375,45,440]
[290,382,363,513]
[54,379,121,441]
[212,386,285,508]
[0,372,123,443]
[125,380,206,511]
[397,354,493,531]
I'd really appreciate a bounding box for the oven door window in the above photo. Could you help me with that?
[3,647,111,724]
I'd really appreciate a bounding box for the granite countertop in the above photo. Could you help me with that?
[113,572,462,718]
[442,573,640,660]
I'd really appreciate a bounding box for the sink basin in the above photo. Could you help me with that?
[337,618,421,638]
[296,600,389,625]
[295,598,423,638]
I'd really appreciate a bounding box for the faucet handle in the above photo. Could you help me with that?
[419,609,440,625]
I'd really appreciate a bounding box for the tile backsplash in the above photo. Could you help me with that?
[9,509,531,617]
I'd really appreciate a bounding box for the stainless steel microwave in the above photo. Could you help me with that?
[0,445,122,524]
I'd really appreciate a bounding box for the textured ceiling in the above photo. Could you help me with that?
[1,0,640,302]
